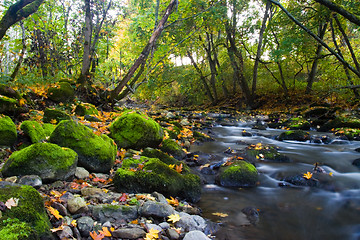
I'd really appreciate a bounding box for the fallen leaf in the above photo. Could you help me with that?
[212,212,228,218]
[5,197,19,209]
[98,227,111,237]
[145,228,159,240]
[90,231,105,240]
[166,196,179,206]
[50,225,65,233]
[46,206,63,220]
[303,171,313,180]
[119,193,128,202]
[168,213,181,223]
[175,163,183,173]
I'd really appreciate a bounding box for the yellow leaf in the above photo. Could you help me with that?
[50,119,57,124]
[212,212,228,218]
[168,213,181,223]
[166,196,179,206]
[98,227,111,237]
[50,225,65,233]
[303,171,313,180]
[145,228,159,240]
[168,164,175,169]
[19,98,26,106]
[46,206,63,220]
[71,220,77,227]
[329,172,333,176]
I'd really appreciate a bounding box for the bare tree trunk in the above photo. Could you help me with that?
[109,0,178,103]
[0,0,44,41]
[10,21,26,81]
[203,32,218,103]
[252,0,271,96]
[305,21,328,94]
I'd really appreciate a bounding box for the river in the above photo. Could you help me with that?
[191,120,360,240]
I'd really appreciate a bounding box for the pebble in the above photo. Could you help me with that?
[140,201,175,218]
[77,216,94,237]
[166,228,180,240]
[67,196,88,214]
[75,167,89,179]
[183,230,210,240]
[112,227,146,239]
[175,212,207,232]
[146,223,162,232]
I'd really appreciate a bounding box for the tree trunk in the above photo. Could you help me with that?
[109,0,178,103]
[204,32,218,103]
[252,0,271,96]
[10,21,26,81]
[0,0,44,41]
[305,21,328,94]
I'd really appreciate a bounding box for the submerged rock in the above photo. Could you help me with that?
[109,111,164,150]
[1,143,78,182]
[50,120,116,173]
[0,115,17,147]
[216,160,258,188]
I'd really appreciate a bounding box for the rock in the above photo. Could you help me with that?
[216,160,258,188]
[57,225,73,239]
[159,222,170,229]
[109,111,164,150]
[193,131,214,142]
[91,204,138,223]
[142,148,180,165]
[113,156,201,202]
[180,119,190,126]
[81,187,104,197]
[67,196,88,214]
[0,115,17,147]
[43,108,71,123]
[75,167,90,179]
[77,216,94,237]
[50,120,117,173]
[112,227,146,239]
[246,144,290,162]
[161,139,186,160]
[241,206,259,225]
[51,201,68,217]
[319,116,360,132]
[0,84,21,99]
[20,120,47,143]
[175,212,207,232]
[183,230,210,240]
[75,103,99,116]
[277,130,310,142]
[17,175,42,188]
[166,228,180,239]
[0,182,53,239]
[152,192,168,204]
[47,82,74,103]
[140,201,175,218]
[303,106,330,118]
[42,123,56,137]
[352,158,360,169]
[282,174,319,187]
[84,114,101,122]
[0,217,37,239]
[1,143,78,183]
[145,223,162,232]
[0,96,18,114]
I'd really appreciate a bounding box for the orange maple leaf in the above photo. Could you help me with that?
[166,196,179,206]
[303,171,313,180]
[175,163,183,173]
[98,227,112,237]
[90,231,105,240]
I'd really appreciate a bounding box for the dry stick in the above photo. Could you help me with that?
[268,0,360,79]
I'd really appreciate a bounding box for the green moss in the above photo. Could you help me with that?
[319,117,360,132]
[287,117,311,130]
[43,108,71,123]
[47,82,74,103]
[160,139,186,159]
[50,120,116,173]
[20,121,46,143]
[42,123,56,137]
[0,114,17,147]
[278,130,310,141]
[0,184,52,239]
[193,131,213,141]
[218,160,258,187]
[109,112,164,150]
[114,156,201,202]
[334,128,360,140]
[0,218,38,240]
[75,103,99,116]
[246,144,290,162]
[1,143,78,182]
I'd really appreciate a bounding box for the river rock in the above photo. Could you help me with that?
[278,130,310,141]
[0,115,17,147]
[57,225,73,239]
[166,228,180,240]
[112,227,146,239]
[109,111,164,149]
[17,175,42,188]
[50,120,117,173]
[140,201,175,218]
[175,212,207,232]
[75,167,90,179]
[43,108,71,123]
[91,204,138,223]
[145,223,163,232]
[352,158,360,169]
[77,216,94,237]
[75,103,98,116]
[67,196,88,214]
[1,143,78,183]
[161,139,186,160]
[183,230,210,240]
[282,174,319,187]
[20,120,47,143]
[216,160,258,188]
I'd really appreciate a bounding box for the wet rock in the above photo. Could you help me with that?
[166,228,180,239]
[112,227,146,239]
[140,201,175,218]
[278,130,310,142]
[77,216,94,237]
[175,212,207,232]
[75,167,89,179]
[159,222,171,229]
[17,175,42,188]
[241,206,259,225]
[51,201,68,217]
[91,204,138,223]
[67,196,88,214]
[146,223,162,232]
[152,192,168,204]
[282,174,319,187]
[183,230,210,240]
[57,225,73,239]
[81,187,104,197]
[352,158,360,169]
[216,160,258,188]
[246,144,290,163]
[241,130,252,137]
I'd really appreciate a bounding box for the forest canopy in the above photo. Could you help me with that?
[0,0,360,108]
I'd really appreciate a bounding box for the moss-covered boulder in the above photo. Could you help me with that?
[193,131,214,142]
[0,182,53,239]
[42,123,56,137]
[75,103,99,116]
[20,121,46,143]
[0,115,17,147]
[113,156,201,202]
[216,160,258,188]
[0,95,17,114]
[47,82,74,103]
[160,139,186,160]
[319,117,360,132]
[1,143,78,182]
[246,144,290,162]
[287,117,311,130]
[109,112,164,150]
[277,130,310,141]
[334,128,360,141]
[50,120,116,173]
[0,84,21,100]
[43,108,71,124]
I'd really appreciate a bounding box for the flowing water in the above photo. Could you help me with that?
[191,121,360,240]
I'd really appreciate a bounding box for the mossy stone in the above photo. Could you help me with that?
[113,156,201,202]
[0,96,17,114]
[278,130,310,141]
[0,218,37,240]
[0,115,17,147]
[43,108,71,123]
[319,117,360,132]
[287,117,311,130]
[1,143,78,182]
[246,144,290,162]
[0,183,53,239]
[109,112,164,150]
[75,103,99,116]
[20,121,46,143]
[193,131,213,142]
[47,82,74,103]
[217,160,258,188]
[42,123,56,137]
[160,139,186,160]
[49,120,116,173]
[0,84,21,100]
